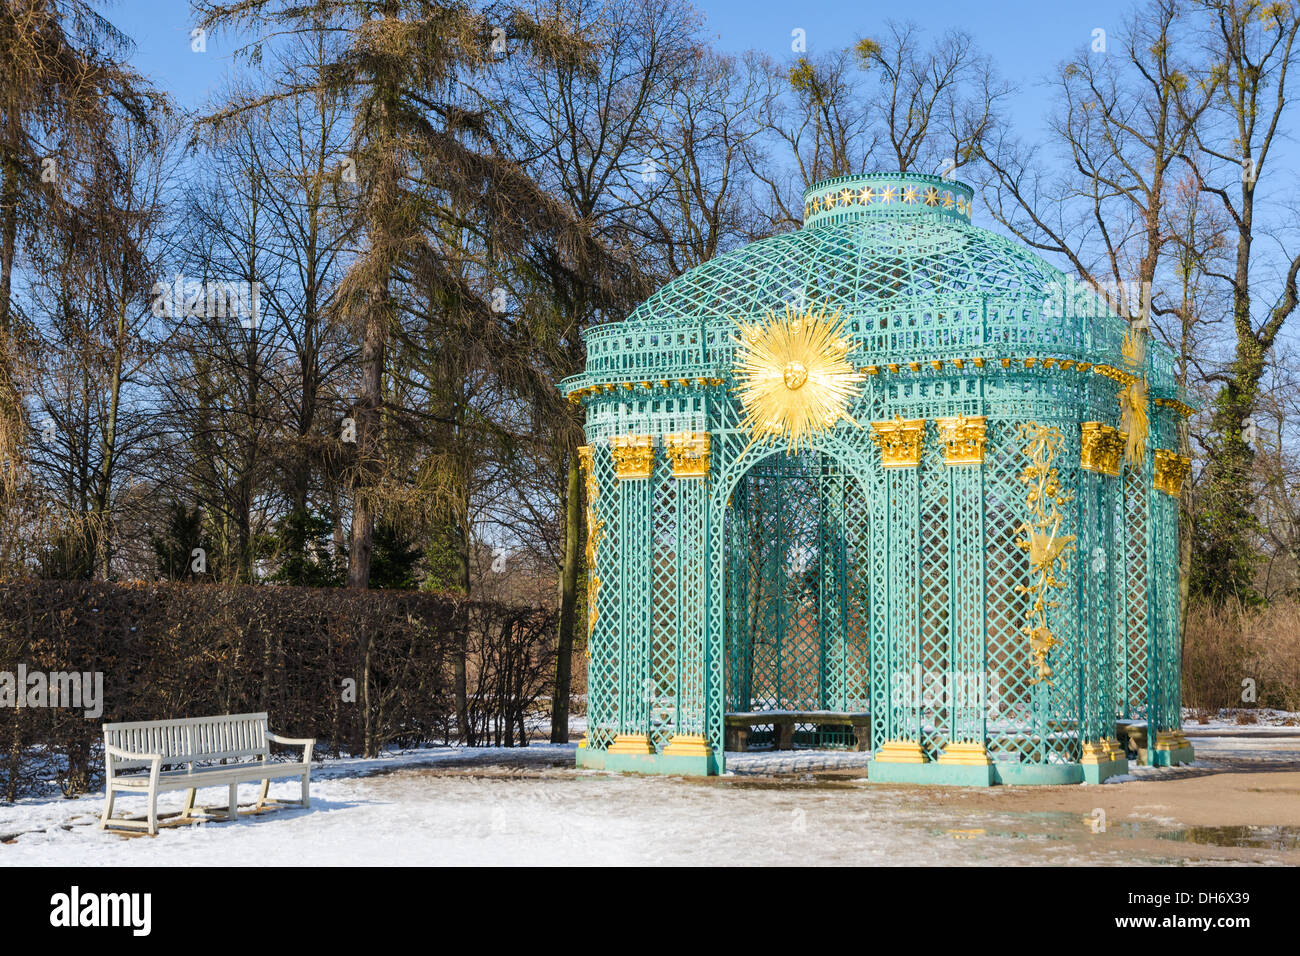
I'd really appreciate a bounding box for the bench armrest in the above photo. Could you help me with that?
[105,743,163,763]
[104,744,162,787]
[266,733,315,763]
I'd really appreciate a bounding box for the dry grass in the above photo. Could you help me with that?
[1184,597,1300,712]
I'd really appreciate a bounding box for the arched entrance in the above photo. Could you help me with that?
[720,445,873,752]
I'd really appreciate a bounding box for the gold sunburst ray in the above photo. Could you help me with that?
[732,303,865,454]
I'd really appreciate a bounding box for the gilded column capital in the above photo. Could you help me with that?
[869,416,926,468]
[663,431,710,478]
[1153,448,1191,496]
[611,434,655,479]
[935,414,987,465]
[1080,422,1124,477]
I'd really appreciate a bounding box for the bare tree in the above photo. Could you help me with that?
[1183,0,1300,601]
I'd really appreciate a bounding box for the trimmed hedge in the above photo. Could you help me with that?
[0,580,556,799]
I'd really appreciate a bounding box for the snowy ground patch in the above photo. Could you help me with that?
[3,733,1298,865]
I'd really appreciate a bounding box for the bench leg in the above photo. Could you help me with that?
[256,778,271,809]
[300,772,310,808]
[147,793,159,837]
[852,723,871,752]
[776,721,794,751]
[99,787,115,829]
[227,782,239,821]
[179,788,197,819]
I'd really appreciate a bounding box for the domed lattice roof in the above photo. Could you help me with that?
[626,173,1062,326]
[563,172,1180,406]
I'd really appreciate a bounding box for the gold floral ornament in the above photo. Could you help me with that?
[733,304,865,453]
[1013,423,1076,686]
[1119,326,1149,468]
[577,446,603,639]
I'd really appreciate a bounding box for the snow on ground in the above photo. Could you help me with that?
[1182,707,1300,730]
[1,731,1297,865]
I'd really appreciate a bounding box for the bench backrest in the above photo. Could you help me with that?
[103,713,269,770]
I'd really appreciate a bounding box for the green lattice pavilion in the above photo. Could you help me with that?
[561,172,1194,785]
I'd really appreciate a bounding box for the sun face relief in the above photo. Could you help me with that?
[782,360,809,390]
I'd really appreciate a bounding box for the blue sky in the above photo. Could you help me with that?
[113,0,1140,135]
[701,0,1137,133]
[104,0,1297,303]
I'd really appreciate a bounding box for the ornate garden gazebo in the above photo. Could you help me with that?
[561,172,1194,785]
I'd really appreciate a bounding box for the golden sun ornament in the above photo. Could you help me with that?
[733,304,865,453]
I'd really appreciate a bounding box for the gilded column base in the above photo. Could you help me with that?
[1155,731,1191,751]
[607,733,654,755]
[937,741,993,766]
[1080,740,1110,765]
[873,739,928,764]
[1152,730,1195,767]
[663,733,713,757]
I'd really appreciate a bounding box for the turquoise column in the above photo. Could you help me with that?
[611,437,655,753]
[948,440,985,746]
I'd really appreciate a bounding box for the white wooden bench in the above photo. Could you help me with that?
[100,713,314,835]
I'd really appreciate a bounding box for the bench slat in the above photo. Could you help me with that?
[104,713,270,769]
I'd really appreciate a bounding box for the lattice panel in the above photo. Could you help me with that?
[949,456,985,744]
[917,429,951,759]
[982,419,1039,763]
[868,433,892,749]
[618,461,654,737]
[818,470,846,709]
[587,443,620,750]
[677,474,708,737]
[886,463,922,746]
[828,466,873,711]
[1078,469,1108,746]
[1044,426,1082,763]
[1097,471,1120,732]
[724,479,753,713]
[739,456,823,711]
[1121,466,1150,719]
[649,462,679,750]
[1151,490,1181,734]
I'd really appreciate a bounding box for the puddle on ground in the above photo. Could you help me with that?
[1153,824,1300,850]
[917,810,1300,854]
[708,773,863,791]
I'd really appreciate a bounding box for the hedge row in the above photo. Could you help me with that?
[0,580,556,799]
